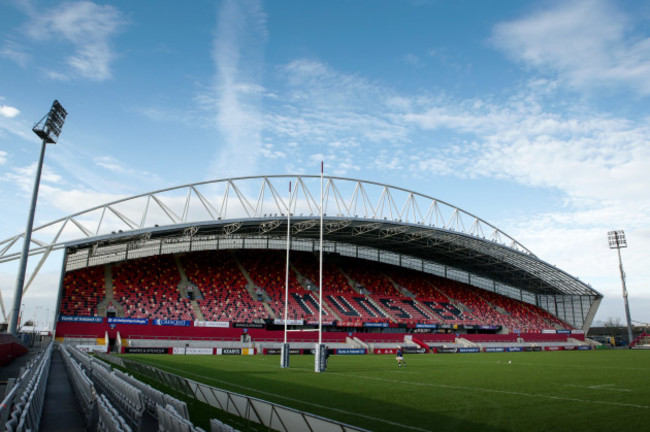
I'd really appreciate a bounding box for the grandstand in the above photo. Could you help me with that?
[0,176,601,342]
[0,175,603,429]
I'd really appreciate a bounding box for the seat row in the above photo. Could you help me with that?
[1,343,54,432]
[59,345,98,429]
[97,393,132,432]
[90,360,146,431]
[65,344,241,432]
[113,368,189,420]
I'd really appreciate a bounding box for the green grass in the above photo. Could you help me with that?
[121,350,650,432]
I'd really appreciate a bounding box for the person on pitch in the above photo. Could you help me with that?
[396,346,406,367]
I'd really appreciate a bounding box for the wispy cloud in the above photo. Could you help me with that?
[491,0,650,94]
[0,150,7,165]
[25,1,126,81]
[209,0,267,178]
[264,59,411,175]
[0,40,30,68]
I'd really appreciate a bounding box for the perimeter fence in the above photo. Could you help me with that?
[97,353,370,432]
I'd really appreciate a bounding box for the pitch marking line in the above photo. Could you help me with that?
[564,383,632,392]
[146,363,433,432]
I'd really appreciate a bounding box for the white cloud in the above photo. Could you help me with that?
[491,0,650,94]
[0,150,7,165]
[0,105,20,118]
[209,0,267,178]
[26,1,126,81]
[400,86,650,209]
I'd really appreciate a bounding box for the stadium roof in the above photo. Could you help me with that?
[1,175,601,303]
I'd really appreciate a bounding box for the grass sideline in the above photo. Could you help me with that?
[121,350,650,432]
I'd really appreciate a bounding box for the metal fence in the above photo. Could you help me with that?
[98,353,370,432]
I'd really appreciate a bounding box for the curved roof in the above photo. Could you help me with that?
[1,175,600,302]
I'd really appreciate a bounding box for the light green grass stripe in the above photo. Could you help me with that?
[349,373,650,410]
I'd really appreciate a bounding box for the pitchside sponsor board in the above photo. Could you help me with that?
[233,323,265,329]
[337,321,363,327]
[364,322,389,328]
[152,319,191,326]
[172,347,213,355]
[416,323,438,329]
[307,320,335,326]
[273,319,304,326]
[458,347,480,353]
[194,321,230,328]
[404,347,428,354]
[108,317,148,325]
[60,315,104,323]
[436,347,459,353]
[374,348,397,354]
[264,348,303,355]
[484,347,505,353]
[215,348,255,355]
[124,347,168,354]
[336,348,367,355]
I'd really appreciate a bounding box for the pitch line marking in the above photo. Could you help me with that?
[143,362,433,432]
[350,374,648,409]
[564,383,632,392]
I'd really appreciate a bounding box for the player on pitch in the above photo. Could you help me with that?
[396,346,406,367]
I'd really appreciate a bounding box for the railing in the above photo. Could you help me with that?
[99,353,370,432]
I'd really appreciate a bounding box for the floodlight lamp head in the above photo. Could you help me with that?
[32,100,67,144]
[607,230,627,249]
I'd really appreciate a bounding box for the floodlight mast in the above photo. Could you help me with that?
[8,100,67,335]
[607,230,634,345]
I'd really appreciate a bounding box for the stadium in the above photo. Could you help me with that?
[7,174,648,432]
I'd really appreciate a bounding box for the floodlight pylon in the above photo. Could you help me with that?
[607,230,634,345]
[8,100,67,335]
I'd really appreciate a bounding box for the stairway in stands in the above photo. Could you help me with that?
[96,265,125,317]
[174,254,204,321]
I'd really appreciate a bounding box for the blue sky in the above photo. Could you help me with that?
[1,0,649,329]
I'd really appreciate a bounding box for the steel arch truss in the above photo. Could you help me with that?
[0,175,601,327]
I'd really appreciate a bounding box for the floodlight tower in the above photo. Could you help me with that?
[8,100,67,335]
[607,230,634,345]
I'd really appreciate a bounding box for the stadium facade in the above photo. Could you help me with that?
[0,175,602,332]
